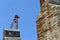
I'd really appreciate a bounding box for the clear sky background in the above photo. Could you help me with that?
[0,0,40,40]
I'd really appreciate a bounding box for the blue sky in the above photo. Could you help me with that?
[0,0,40,40]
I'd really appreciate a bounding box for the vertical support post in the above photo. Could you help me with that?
[14,15,19,29]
